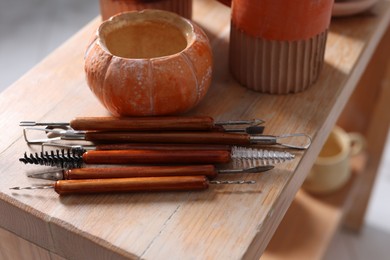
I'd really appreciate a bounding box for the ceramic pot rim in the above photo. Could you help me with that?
[96,9,195,61]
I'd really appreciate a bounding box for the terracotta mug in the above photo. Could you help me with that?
[303,126,365,194]
[100,0,192,20]
[218,0,334,94]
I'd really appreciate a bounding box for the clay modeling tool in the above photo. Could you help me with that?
[10,176,256,195]
[22,130,311,149]
[20,116,264,141]
[19,147,295,168]
[40,143,233,153]
[27,165,274,180]
[79,132,311,149]
[20,116,264,131]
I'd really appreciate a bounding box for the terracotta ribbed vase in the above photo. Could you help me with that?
[100,0,192,20]
[219,0,334,94]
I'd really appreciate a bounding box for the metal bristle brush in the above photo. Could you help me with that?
[19,146,295,169]
[20,149,84,168]
[231,146,297,168]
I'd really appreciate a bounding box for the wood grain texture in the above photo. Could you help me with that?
[0,0,389,259]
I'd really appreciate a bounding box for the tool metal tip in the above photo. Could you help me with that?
[209,180,256,185]
[252,119,265,125]
[19,121,37,126]
[9,185,54,190]
[245,126,265,135]
[10,187,22,190]
[28,170,64,180]
[245,165,274,173]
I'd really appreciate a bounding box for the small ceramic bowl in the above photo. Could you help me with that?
[84,10,213,116]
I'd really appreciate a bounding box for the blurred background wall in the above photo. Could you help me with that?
[0,0,98,92]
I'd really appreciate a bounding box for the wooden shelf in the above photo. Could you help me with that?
[0,0,389,259]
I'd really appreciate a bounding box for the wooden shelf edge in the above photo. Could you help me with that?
[0,226,66,260]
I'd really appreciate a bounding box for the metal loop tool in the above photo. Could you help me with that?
[22,127,310,150]
[20,117,265,140]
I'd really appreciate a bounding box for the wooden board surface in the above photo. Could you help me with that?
[0,0,389,259]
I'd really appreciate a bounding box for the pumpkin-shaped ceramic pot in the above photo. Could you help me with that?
[84,10,213,116]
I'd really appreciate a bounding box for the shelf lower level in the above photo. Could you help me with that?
[262,153,367,260]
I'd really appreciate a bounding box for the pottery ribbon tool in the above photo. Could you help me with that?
[27,165,274,180]
[20,116,264,140]
[40,143,233,153]
[10,176,256,195]
[22,130,311,150]
[20,116,264,131]
[19,146,295,168]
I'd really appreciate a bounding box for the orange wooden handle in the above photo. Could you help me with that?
[54,176,209,195]
[65,165,218,179]
[70,116,214,131]
[85,132,251,145]
[95,143,231,151]
[82,150,231,164]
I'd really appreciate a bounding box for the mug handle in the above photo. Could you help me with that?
[348,132,366,156]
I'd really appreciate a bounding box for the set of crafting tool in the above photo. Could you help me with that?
[12,116,311,195]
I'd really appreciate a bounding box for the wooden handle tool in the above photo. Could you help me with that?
[69,116,216,131]
[82,149,231,165]
[27,165,274,180]
[84,132,251,145]
[84,132,311,149]
[21,116,264,132]
[20,147,296,168]
[11,176,256,195]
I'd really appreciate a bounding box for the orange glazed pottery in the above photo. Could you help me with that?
[218,0,334,94]
[99,0,192,20]
[84,10,212,116]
